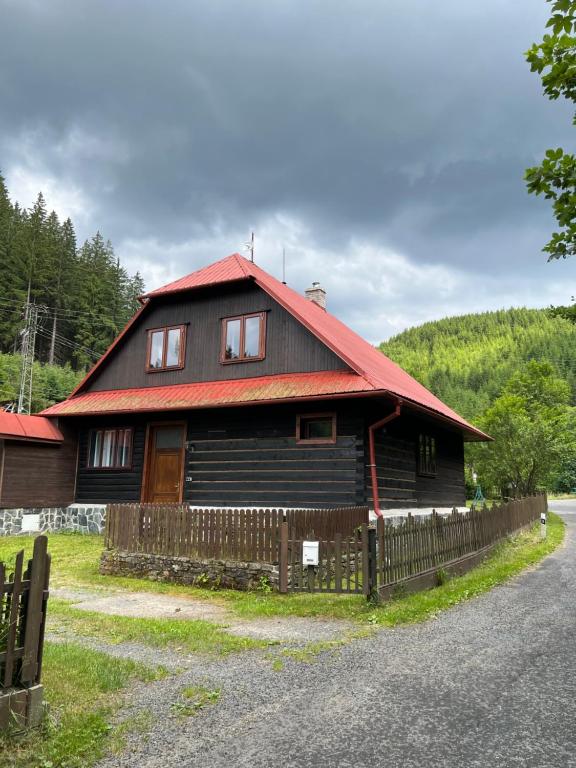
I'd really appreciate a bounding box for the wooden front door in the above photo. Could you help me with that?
[143,423,185,503]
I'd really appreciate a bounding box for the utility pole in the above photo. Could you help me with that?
[17,302,42,415]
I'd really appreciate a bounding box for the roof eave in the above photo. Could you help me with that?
[0,434,63,444]
[44,386,490,439]
[139,275,254,301]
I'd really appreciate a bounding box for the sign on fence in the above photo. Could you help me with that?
[302,541,319,566]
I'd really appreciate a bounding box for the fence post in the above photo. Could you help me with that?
[278,521,288,594]
[367,527,378,602]
[20,535,48,685]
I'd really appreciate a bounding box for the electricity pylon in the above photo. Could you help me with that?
[17,303,42,415]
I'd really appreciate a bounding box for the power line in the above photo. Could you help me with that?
[0,297,135,321]
[36,328,100,359]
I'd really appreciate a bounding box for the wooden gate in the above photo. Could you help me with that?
[0,535,50,690]
[278,522,370,595]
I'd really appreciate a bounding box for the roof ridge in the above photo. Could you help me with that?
[232,252,252,278]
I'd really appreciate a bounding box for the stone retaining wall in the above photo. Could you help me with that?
[0,505,106,536]
[100,549,279,591]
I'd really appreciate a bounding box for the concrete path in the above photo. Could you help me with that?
[51,587,355,644]
[96,500,576,768]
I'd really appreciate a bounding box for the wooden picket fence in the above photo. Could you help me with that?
[279,523,368,595]
[0,535,50,691]
[105,496,545,598]
[105,504,369,564]
[284,506,367,540]
[375,494,546,588]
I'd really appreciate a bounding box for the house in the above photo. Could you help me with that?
[41,253,489,512]
[0,411,77,510]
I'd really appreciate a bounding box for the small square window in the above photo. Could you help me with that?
[418,434,436,476]
[146,326,186,372]
[296,414,336,444]
[221,313,266,363]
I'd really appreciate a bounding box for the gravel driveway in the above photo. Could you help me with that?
[96,500,576,768]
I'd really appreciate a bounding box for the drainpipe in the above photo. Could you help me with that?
[368,399,402,518]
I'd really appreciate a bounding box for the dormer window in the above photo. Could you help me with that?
[146,325,186,372]
[221,312,266,363]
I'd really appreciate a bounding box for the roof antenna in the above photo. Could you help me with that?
[282,247,287,284]
[244,232,255,262]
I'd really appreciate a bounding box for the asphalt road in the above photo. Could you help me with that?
[105,500,576,768]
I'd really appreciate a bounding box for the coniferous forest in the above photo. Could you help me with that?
[380,307,576,422]
[0,174,144,410]
[381,309,576,494]
[1,175,575,493]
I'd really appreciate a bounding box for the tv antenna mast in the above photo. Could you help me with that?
[244,232,255,262]
[282,247,287,284]
[17,302,44,415]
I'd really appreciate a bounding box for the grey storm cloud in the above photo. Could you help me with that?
[1,0,575,341]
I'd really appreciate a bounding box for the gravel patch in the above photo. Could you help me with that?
[94,502,576,768]
[46,630,197,672]
[55,589,229,622]
[52,587,354,642]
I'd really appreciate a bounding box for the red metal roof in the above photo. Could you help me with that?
[142,254,488,439]
[0,411,63,442]
[142,253,252,297]
[41,371,374,416]
[53,253,488,440]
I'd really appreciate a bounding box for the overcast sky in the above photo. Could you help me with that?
[1,0,575,343]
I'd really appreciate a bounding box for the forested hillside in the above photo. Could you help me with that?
[0,174,144,371]
[379,308,576,421]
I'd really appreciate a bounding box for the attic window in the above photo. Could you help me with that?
[221,312,266,363]
[146,325,186,372]
[418,434,436,476]
[296,413,336,444]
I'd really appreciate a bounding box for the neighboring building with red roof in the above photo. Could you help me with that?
[0,411,77,509]
[41,253,489,512]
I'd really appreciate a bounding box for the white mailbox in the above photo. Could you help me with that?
[302,540,319,566]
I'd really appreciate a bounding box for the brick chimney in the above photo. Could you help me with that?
[305,281,326,309]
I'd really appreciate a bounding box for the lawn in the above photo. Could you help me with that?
[0,642,164,768]
[49,598,268,656]
[0,511,565,629]
[0,513,565,766]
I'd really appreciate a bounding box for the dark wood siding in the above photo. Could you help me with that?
[414,429,466,507]
[71,401,465,509]
[72,401,365,508]
[75,417,146,504]
[0,422,78,508]
[185,404,365,508]
[367,432,417,507]
[87,283,346,392]
[365,409,466,508]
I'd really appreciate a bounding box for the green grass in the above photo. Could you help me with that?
[0,642,163,768]
[365,511,565,626]
[0,513,565,634]
[48,599,270,657]
[171,685,221,717]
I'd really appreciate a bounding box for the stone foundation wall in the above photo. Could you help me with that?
[100,549,279,591]
[0,505,106,536]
